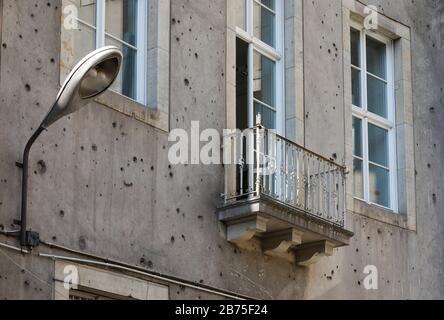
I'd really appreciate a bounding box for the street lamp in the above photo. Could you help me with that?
[20,46,123,247]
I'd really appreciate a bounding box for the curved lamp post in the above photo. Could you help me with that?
[20,46,123,247]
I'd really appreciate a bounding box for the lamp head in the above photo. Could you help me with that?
[40,46,122,128]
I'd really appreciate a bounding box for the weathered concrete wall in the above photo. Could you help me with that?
[0,0,443,300]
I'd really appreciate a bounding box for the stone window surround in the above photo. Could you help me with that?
[226,0,305,146]
[343,0,417,231]
[60,0,170,133]
[54,260,169,300]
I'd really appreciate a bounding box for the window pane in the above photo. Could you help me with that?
[236,38,249,130]
[253,51,275,108]
[77,0,96,26]
[353,158,364,199]
[106,37,137,100]
[352,67,361,107]
[352,117,363,157]
[260,0,275,10]
[369,164,390,207]
[253,1,275,48]
[105,0,138,47]
[350,28,360,67]
[366,36,386,79]
[254,102,276,129]
[72,0,96,66]
[368,124,389,167]
[367,74,387,118]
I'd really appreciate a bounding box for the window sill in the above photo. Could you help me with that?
[94,90,169,133]
[349,198,410,230]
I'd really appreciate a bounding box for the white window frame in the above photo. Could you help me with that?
[77,0,148,105]
[235,0,285,135]
[351,20,398,212]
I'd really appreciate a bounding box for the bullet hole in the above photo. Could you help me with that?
[92,144,98,152]
[377,229,382,235]
[357,281,361,286]
[50,58,55,63]
[427,163,431,168]
[25,84,31,92]
[430,107,435,112]
[181,235,186,241]
[80,146,85,151]
[171,236,175,243]
[195,53,199,59]
[199,280,204,284]
[198,216,203,220]
[59,210,65,218]
[37,160,47,174]
[78,237,87,250]
[354,269,357,273]
[176,208,180,214]
[2,43,6,49]
[147,260,153,268]
[151,166,154,171]
[112,122,117,128]
[169,172,174,178]
[367,236,371,240]
[140,257,146,264]
[356,248,359,252]
[432,194,437,204]
[52,236,57,241]
[220,272,223,277]
[24,280,30,286]
[331,153,337,160]
[124,181,134,187]
[184,78,190,86]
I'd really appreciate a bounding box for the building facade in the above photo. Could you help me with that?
[0,0,443,300]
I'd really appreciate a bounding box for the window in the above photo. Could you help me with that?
[74,0,147,104]
[350,24,398,211]
[235,0,284,133]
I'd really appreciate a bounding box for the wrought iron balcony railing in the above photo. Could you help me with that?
[223,125,346,228]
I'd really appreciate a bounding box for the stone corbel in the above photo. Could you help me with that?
[263,229,304,260]
[294,241,336,267]
[226,216,268,247]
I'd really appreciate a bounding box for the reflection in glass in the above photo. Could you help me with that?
[352,117,363,157]
[352,67,361,107]
[73,0,96,65]
[104,0,138,99]
[77,0,96,26]
[253,51,276,107]
[366,36,386,79]
[105,0,138,46]
[106,37,137,100]
[353,158,364,199]
[253,1,275,48]
[254,102,276,129]
[368,124,389,167]
[369,164,390,207]
[367,74,387,118]
[350,28,360,67]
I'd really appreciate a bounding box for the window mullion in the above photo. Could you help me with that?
[96,0,106,48]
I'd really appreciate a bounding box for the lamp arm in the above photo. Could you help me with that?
[20,125,45,247]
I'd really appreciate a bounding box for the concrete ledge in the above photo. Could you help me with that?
[219,195,354,265]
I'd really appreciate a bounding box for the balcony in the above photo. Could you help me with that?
[219,124,354,265]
